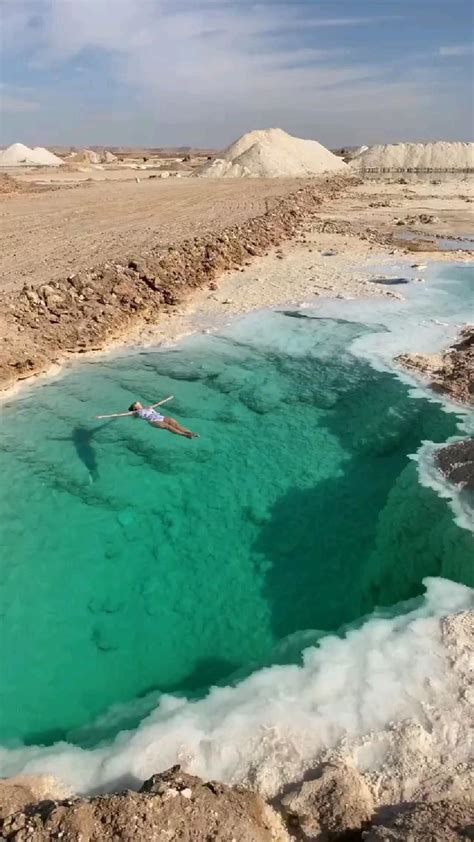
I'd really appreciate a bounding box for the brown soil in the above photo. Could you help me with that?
[0,177,364,391]
[0,767,288,842]
[397,326,474,405]
[365,799,474,841]
[0,174,22,195]
[0,176,314,292]
[2,764,472,842]
[0,174,58,197]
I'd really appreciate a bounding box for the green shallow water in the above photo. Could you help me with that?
[0,311,472,747]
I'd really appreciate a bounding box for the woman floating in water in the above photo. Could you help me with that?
[95,396,199,438]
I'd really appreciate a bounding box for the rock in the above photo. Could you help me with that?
[281,761,374,841]
[404,213,440,226]
[0,775,69,821]
[0,767,289,841]
[397,326,473,405]
[364,798,474,841]
[369,276,409,285]
[23,289,41,305]
[393,237,439,253]
[435,438,474,490]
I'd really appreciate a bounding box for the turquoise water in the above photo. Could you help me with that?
[1,292,472,749]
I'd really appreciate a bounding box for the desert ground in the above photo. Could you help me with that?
[0,176,306,290]
[1,171,472,293]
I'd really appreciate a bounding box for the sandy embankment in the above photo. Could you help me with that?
[0,176,369,393]
[0,174,472,397]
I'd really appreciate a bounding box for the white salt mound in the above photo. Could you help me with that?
[0,142,63,167]
[65,149,117,165]
[350,141,474,171]
[64,149,117,165]
[198,128,348,178]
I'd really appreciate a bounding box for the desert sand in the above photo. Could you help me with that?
[0,176,306,291]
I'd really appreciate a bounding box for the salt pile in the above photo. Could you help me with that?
[352,144,369,157]
[65,149,117,165]
[0,143,63,167]
[350,141,474,171]
[198,128,348,178]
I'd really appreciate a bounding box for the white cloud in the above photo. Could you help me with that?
[291,15,404,28]
[1,1,472,146]
[439,43,474,57]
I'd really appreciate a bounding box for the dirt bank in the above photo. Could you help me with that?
[1,760,472,841]
[0,767,288,841]
[0,176,314,292]
[1,174,472,394]
[0,176,367,392]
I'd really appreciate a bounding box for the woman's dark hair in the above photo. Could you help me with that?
[129,402,138,412]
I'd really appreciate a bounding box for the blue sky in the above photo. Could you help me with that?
[1,0,473,148]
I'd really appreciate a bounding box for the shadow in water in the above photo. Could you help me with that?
[255,368,460,639]
[71,425,101,481]
[50,420,113,481]
[254,456,396,638]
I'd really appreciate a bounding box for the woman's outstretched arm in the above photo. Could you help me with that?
[94,410,136,420]
[149,396,174,409]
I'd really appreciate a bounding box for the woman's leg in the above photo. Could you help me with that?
[163,416,198,437]
[151,420,196,438]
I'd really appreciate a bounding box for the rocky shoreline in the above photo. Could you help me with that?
[435,437,474,491]
[1,761,473,841]
[397,326,474,406]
